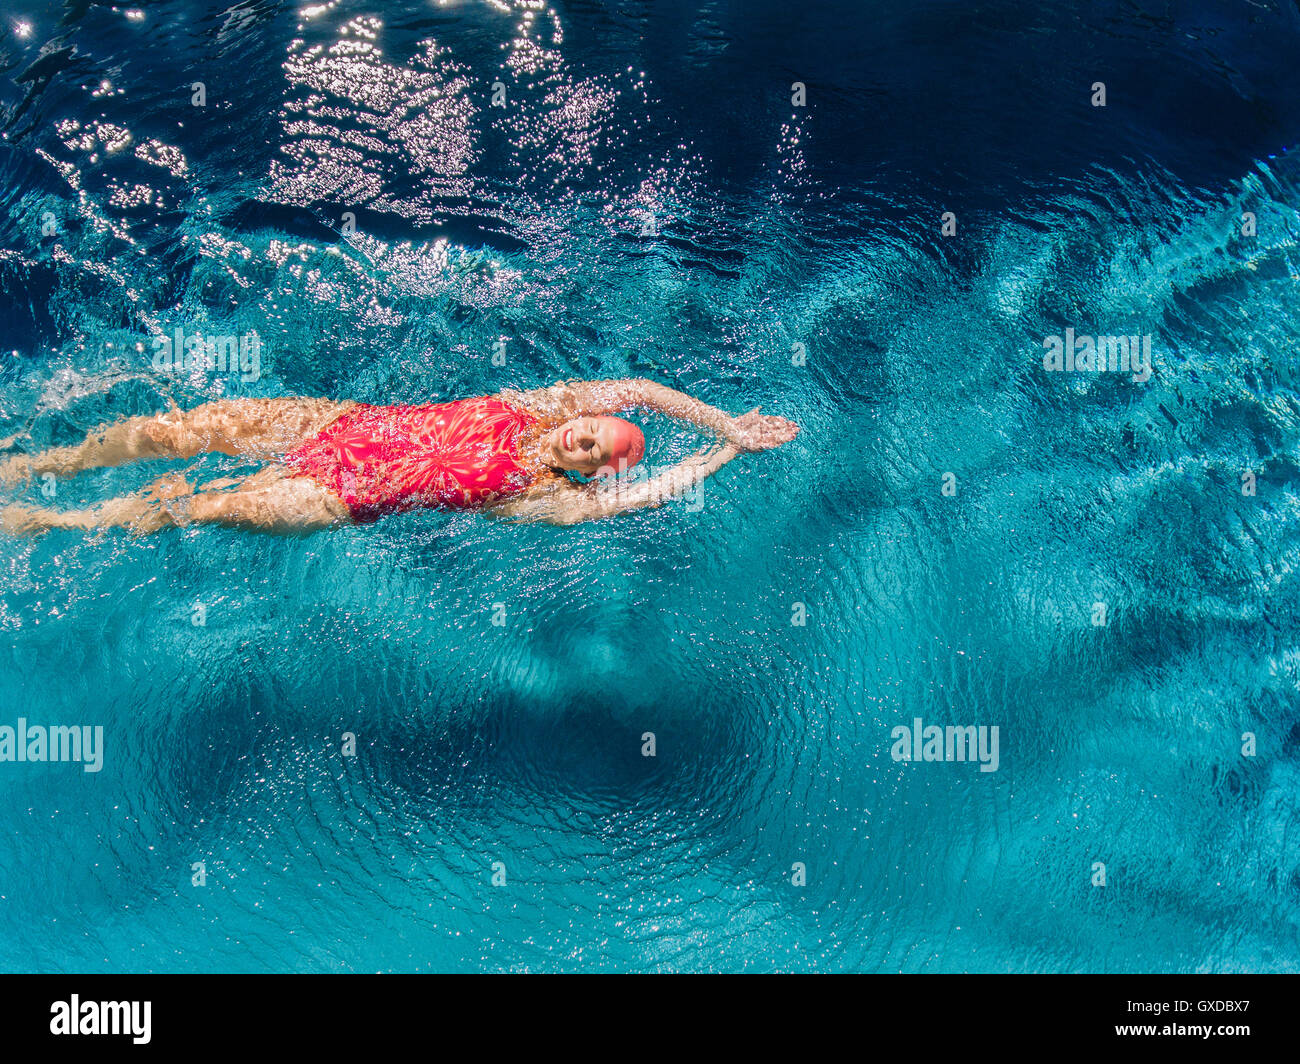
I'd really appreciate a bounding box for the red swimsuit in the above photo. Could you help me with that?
[284,396,542,523]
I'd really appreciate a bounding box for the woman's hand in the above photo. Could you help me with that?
[724,408,800,452]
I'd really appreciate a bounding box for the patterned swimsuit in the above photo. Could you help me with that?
[284,396,542,523]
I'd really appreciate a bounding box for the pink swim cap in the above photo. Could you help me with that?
[603,417,646,471]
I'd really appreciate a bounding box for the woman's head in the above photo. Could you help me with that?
[540,415,645,476]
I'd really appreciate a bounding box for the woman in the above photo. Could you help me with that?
[0,379,799,534]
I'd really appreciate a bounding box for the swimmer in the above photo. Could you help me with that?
[0,379,798,534]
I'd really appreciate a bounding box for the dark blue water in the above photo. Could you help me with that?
[1,0,1299,972]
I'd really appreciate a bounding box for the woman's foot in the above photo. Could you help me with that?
[0,454,33,490]
[1,503,58,535]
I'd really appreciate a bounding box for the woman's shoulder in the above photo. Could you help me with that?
[405,394,536,418]
[493,381,581,422]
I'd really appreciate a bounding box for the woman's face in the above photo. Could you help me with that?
[542,416,634,476]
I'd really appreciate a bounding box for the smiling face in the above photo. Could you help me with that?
[540,415,645,476]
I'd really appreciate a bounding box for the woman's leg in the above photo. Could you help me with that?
[0,468,351,536]
[0,397,352,486]
[185,469,351,534]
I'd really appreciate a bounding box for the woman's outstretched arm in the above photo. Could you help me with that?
[502,378,735,433]
[502,379,799,453]
[490,442,740,525]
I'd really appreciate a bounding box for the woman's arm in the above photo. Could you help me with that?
[501,378,733,434]
[489,442,739,525]
[501,379,799,451]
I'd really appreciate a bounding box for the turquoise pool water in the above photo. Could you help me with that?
[1,0,1299,971]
